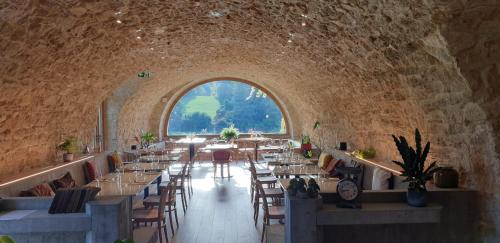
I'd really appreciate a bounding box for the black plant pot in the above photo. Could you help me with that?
[406,190,427,207]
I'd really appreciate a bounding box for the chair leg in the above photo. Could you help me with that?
[159,221,164,243]
[227,163,230,178]
[213,163,216,178]
[261,222,266,243]
[174,208,179,228]
[181,189,187,213]
[188,175,193,198]
[250,181,255,203]
[168,207,175,235]
[183,188,188,209]
[163,222,169,243]
[174,207,179,228]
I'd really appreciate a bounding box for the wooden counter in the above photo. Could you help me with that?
[317,203,442,225]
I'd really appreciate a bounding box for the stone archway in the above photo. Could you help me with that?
[157,77,294,140]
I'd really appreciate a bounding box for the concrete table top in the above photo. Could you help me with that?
[85,172,161,197]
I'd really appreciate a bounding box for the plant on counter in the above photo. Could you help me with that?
[56,137,79,162]
[114,239,133,243]
[356,147,376,159]
[301,134,312,158]
[0,235,16,243]
[220,124,239,142]
[287,176,320,198]
[307,178,321,198]
[392,128,440,207]
[140,131,157,149]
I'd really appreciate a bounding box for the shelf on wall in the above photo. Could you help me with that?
[0,155,94,187]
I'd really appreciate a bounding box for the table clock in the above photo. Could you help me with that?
[336,166,362,209]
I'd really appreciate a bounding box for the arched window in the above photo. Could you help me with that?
[167,80,286,135]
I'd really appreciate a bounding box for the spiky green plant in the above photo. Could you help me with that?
[391,129,440,192]
[56,137,79,154]
[220,124,239,142]
[140,131,157,148]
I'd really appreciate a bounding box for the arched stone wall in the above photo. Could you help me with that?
[0,0,498,240]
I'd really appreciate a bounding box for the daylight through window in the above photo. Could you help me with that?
[167,80,286,135]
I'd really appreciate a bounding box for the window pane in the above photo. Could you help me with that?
[167,81,285,135]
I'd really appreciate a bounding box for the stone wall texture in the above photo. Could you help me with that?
[0,0,498,241]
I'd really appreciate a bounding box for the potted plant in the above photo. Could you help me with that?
[357,147,376,159]
[391,129,440,207]
[287,176,320,199]
[300,134,312,157]
[114,240,133,243]
[0,235,15,243]
[57,137,79,162]
[220,124,239,143]
[307,178,321,198]
[140,131,157,149]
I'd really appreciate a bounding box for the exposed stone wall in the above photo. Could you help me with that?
[0,0,498,240]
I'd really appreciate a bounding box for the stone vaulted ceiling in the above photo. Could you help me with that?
[0,0,499,240]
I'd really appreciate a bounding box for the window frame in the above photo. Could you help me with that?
[163,79,290,138]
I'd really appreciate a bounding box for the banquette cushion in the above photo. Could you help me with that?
[317,152,333,169]
[20,183,55,197]
[52,172,76,190]
[372,167,392,190]
[83,161,98,183]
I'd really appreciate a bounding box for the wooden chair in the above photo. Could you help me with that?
[256,181,285,243]
[249,165,282,225]
[143,178,179,236]
[133,182,172,243]
[246,153,274,203]
[212,149,232,178]
[172,163,189,213]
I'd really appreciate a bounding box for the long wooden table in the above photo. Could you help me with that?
[236,137,272,161]
[86,171,162,197]
[273,165,329,178]
[176,137,207,162]
[138,154,181,163]
[261,153,315,166]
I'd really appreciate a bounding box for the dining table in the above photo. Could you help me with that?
[175,137,207,162]
[272,165,329,178]
[138,153,181,163]
[86,171,162,198]
[236,137,272,161]
[279,177,339,193]
[203,143,237,151]
[260,153,316,166]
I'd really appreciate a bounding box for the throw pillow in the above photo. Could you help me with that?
[112,151,124,169]
[83,161,97,183]
[30,183,55,197]
[372,167,392,190]
[318,152,333,169]
[325,159,342,173]
[52,172,76,190]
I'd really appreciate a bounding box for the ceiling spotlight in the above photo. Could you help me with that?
[209,10,224,18]
[116,20,122,24]
[301,22,306,26]
[136,36,142,40]
[287,39,292,43]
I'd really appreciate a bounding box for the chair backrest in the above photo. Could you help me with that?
[213,150,231,161]
[255,181,269,214]
[246,153,256,169]
[158,182,172,218]
[168,177,177,204]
